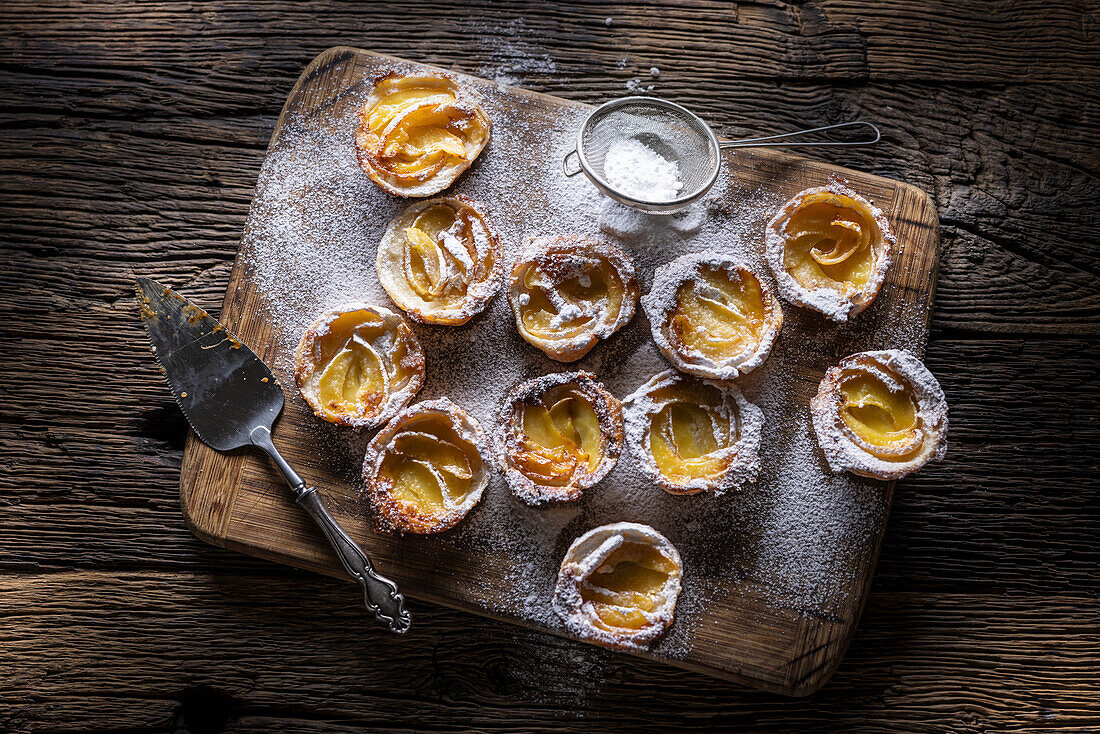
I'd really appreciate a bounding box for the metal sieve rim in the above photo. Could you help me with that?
[576,96,722,214]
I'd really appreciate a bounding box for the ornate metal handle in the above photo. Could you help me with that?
[295,487,411,633]
[250,426,411,633]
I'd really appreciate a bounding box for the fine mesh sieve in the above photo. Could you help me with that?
[563,97,880,214]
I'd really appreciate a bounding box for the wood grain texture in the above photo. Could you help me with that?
[1,0,1097,730]
[174,45,940,695]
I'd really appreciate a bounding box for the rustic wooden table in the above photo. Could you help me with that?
[2,2,1097,732]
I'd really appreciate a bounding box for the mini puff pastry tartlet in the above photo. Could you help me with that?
[766,181,895,321]
[355,72,491,198]
[363,398,491,534]
[624,370,763,495]
[377,195,503,325]
[497,371,623,505]
[644,253,783,380]
[507,236,638,362]
[294,303,425,429]
[553,522,682,651]
[811,349,947,479]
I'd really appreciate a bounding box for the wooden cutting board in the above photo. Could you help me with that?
[180,46,939,696]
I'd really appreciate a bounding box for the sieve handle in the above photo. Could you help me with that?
[562,149,584,177]
[719,121,880,149]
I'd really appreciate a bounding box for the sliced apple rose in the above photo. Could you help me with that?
[364,398,491,534]
[497,371,623,504]
[356,72,491,198]
[811,349,948,479]
[553,522,682,651]
[294,304,424,429]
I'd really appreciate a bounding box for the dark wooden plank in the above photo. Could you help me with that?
[1,572,1097,734]
[0,0,1097,729]
[1,1,1096,86]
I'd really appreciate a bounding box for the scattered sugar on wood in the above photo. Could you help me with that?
[241,62,923,663]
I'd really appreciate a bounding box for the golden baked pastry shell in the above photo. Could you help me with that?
[552,522,683,651]
[293,303,425,429]
[507,236,639,362]
[811,349,948,479]
[496,371,624,505]
[355,72,491,198]
[765,181,895,322]
[376,194,504,325]
[363,398,491,534]
[643,253,783,380]
[624,369,763,495]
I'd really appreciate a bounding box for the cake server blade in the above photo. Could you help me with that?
[134,277,411,633]
[135,277,282,452]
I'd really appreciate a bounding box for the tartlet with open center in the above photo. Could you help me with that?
[363,398,491,534]
[624,370,763,495]
[355,72,491,198]
[507,236,638,362]
[553,522,682,651]
[811,349,947,479]
[644,253,783,380]
[294,303,424,429]
[497,371,623,505]
[377,195,503,325]
[766,181,894,321]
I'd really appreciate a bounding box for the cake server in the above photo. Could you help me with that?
[134,277,411,633]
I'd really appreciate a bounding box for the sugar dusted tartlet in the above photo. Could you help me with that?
[294,304,424,429]
[497,371,623,505]
[624,370,763,495]
[377,195,503,325]
[811,349,947,480]
[766,181,894,321]
[553,522,682,651]
[507,236,638,362]
[363,398,491,534]
[355,72,491,198]
[644,253,783,380]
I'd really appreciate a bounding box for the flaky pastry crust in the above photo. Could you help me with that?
[765,180,895,321]
[553,522,682,651]
[810,349,947,479]
[507,236,639,362]
[624,370,763,495]
[377,194,503,325]
[496,371,623,505]
[355,72,491,198]
[644,253,783,380]
[363,398,491,534]
[294,303,424,429]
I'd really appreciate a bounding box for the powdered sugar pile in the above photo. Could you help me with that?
[240,59,925,663]
[602,138,683,202]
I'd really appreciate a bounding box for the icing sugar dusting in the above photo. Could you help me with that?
[240,61,922,665]
[602,138,683,202]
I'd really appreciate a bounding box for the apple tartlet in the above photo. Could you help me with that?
[811,349,948,479]
[497,371,623,505]
[507,236,638,362]
[294,304,425,429]
[363,398,491,534]
[624,370,763,495]
[644,253,783,380]
[553,522,682,651]
[766,181,894,321]
[377,195,503,325]
[355,72,491,198]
